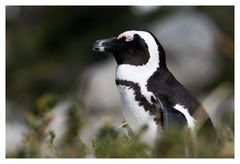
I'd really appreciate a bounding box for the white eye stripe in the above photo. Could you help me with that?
[117,33,134,42]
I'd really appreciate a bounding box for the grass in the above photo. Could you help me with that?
[6,94,234,158]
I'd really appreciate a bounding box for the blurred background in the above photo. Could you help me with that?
[6,6,234,157]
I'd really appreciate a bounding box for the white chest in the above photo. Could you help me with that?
[117,84,158,143]
[115,55,160,143]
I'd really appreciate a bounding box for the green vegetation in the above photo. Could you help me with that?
[6,95,234,158]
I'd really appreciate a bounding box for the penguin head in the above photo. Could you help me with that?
[92,30,166,67]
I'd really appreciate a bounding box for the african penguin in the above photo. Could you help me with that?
[92,30,216,143]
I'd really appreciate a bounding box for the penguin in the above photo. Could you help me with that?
[92,30,216,143]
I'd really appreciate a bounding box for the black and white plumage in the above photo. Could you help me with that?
[92,30,216,143]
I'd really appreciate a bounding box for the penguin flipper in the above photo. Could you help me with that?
[156,96,187,129]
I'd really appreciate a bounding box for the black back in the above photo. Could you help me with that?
[147,67,216,139]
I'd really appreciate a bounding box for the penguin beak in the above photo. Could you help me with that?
[92,37,119,53]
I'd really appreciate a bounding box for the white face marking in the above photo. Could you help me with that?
[117,32,134,42]
[118,86,158,143]
[173,104,196,130]
[116,30,160,103]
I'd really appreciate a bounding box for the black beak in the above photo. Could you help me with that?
[92,37,117,52]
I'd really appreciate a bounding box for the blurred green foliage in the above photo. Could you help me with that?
[6,95,234,158]
[7,95,87,158]
[152,127,188,158]
[93,125,148,158]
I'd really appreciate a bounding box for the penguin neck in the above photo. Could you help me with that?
[115,58,159,84]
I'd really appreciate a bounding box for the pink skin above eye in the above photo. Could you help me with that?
[117,33,134,42]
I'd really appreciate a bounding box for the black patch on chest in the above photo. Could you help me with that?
[116,79,162,124]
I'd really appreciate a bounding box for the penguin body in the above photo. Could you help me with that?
[92,30,216,142]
